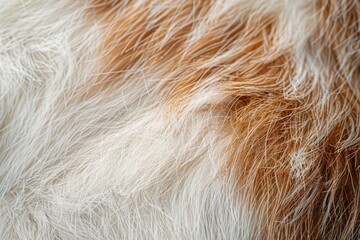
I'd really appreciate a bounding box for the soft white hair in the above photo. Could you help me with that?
[1,0,359,239]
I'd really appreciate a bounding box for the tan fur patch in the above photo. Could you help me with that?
[88,0,360,238]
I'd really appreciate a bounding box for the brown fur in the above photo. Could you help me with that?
[89,0,360,238]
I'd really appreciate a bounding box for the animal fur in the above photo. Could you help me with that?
[0,0,359,239]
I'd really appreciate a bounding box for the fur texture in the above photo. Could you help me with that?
[0,0,359,239]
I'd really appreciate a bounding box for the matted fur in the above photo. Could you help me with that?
[0,0,359,239]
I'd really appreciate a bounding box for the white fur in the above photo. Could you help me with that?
[0,1,257,239]
[0,0,358,239]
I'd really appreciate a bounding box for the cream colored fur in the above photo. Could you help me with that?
[0,0,359,239]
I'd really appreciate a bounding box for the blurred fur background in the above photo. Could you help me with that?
[0,0,359,239]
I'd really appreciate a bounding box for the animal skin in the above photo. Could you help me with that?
[0,0,359,239]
